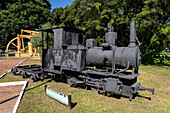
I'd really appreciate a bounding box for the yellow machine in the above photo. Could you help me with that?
[6,29,40,57]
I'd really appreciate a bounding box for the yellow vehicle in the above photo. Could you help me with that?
[6,29,40,57]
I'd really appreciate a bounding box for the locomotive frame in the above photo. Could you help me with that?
[11,22,154,100]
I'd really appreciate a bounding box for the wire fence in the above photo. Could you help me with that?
[0,50,17,58]
[0,49,41,58]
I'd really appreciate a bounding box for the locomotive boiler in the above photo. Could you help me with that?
[12,22,154,100]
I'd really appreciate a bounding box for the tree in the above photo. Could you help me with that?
[0,0,51,50]
[31,22,55,51]
[133,0,170,64]
[60,0,108,44]
[59,0,170,64]
[52,7,64,26]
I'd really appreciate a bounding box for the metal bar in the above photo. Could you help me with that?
[111,46,117,74]
[68,95,71,110]
[138,86,155,95]
[41,31,44,68]
[47,32,49,49]
[21,37,25,50]
[116,61,129,74]
[45,85,47,96]
[11,43,18,48]
[17,36,21,57]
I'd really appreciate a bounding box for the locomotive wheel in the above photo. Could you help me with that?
[91,87,99,94]
[30,74,37,82]
[20,71,26,78]
[99,92,108,96]
[11,68,16,75]
[67,76,78,86]
[67,77,72,86]
[42,73,48,79]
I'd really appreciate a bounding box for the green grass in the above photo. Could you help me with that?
[0,59,169,113]
[167,52,170,57]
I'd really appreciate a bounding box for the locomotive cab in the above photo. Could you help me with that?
[52,27,85,49]
[39,27,86,74]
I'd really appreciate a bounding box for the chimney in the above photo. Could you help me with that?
[129,22,136,47]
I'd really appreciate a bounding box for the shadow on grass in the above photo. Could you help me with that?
[71,102,77,109]
[107,94,121,99]
[0,95,19,104]
[45,92,77,109]
[107,94,152,101]
[93,91,152,101]
[134,93,151,100]
[25,78,53,92]
[116,92,152,100]
[135,94,151,100]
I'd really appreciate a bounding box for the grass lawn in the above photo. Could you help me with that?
[166,52,170,56]
[0,58,169,113]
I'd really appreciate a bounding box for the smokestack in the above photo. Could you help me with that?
[129,22,136,47]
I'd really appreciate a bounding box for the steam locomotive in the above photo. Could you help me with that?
[12,22,154,100]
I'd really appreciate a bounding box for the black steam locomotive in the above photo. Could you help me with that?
[12,22,154,100]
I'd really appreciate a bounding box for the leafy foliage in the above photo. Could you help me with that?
[52,7,64,26]
[31,22,55,53]
[0,0,169,64]
[56,0,170,64]
[0,0,51,50]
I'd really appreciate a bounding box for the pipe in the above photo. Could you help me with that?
[116,61,129,74]
[111,45,117,74]
[41,31,44,69]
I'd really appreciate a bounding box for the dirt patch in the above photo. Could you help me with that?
[0,85,23,113]
[0,59,24,76]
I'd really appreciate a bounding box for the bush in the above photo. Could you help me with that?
[141,49,168,65]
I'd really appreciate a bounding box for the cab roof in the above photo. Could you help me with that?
[37,27,84,34]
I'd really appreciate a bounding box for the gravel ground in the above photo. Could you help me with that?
[0,59,24,76]
[0,85,23,113]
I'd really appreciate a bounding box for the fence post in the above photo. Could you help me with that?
[68,95,71,110]
[44,85,47,96]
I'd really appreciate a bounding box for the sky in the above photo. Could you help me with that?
[49,0,74,9]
